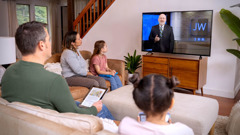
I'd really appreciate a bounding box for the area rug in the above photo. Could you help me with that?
[214,115,228,135]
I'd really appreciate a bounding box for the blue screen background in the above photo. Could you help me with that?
[142,14,160,41]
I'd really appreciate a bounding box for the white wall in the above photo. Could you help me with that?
[80,0,240,98]
[0,0,9,36]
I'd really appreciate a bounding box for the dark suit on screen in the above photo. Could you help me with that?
[149,24,174,53]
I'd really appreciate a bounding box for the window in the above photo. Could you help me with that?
[35,6,48,24]
[16,4,30,25]
[16,4,48,28]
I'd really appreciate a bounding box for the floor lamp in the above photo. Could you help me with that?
[0,37,16,84]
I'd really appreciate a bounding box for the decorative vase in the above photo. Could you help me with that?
[128,73,134,85]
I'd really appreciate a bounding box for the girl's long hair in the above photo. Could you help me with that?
[90,40,106,61]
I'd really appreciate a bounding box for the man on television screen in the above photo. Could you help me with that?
[149,14,174,53]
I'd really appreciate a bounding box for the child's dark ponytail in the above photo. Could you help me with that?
[166,76,180,89]
[129,73,140,88]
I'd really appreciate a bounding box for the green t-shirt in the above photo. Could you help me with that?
[1,60,97,115]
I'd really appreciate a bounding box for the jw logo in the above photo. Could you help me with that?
[193,23,207,31]
[191,19,208,36]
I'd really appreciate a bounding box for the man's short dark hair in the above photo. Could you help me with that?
[15,21,47,56]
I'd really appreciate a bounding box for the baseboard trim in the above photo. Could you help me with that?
[234,82,240,96]
[175,87,235,99]
[198,87,235,99]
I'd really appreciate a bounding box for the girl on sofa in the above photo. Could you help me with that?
[61,31,106,89]
[89,40,122,90]
[118,74,194,135]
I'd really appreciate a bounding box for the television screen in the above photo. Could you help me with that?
[142,10,213,56]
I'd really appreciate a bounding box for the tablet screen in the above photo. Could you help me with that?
[81,87,107,107]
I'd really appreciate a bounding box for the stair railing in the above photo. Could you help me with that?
[73,0,115,38]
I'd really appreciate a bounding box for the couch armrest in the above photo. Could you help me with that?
[44,53,61,64]
[107,59,125,85]
[69,86,90,102]
[0,104,87,135]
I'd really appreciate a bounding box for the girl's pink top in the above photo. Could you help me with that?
[89,54,107,76]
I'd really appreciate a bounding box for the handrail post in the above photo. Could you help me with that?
[97,0,100,17]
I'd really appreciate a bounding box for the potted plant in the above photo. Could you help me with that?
[220,8,240,59]
[124,50,142,84]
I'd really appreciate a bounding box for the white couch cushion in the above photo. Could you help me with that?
[44,62,62,75]
[7,102,103,134]
[226,100,240,135]
[0,98,9,105]
[44,61,89,75]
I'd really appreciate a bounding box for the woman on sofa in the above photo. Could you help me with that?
[118,74,194,135]
[89,40,122,90]
[60,31,106,89]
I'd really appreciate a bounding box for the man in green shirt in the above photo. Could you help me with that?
[1,21,113,119]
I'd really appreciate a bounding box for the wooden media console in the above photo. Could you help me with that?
[142,54,207,95]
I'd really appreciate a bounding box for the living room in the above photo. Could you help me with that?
[0,0,240,135]
[1,0,239,98]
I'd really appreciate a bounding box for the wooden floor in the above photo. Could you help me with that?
[174,89,240,116]
[203,94,235,116]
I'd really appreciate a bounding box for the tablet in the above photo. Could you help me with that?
[80,87,108,107]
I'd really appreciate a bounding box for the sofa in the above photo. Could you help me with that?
[225,100,240,135]
[0,97,117,135]
[44,50,125,102]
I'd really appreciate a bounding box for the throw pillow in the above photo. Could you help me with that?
[0,66,6,84]
[7,102,103,134]
[86,59,89,72]
[44,62,62,75]
[226,100,240,135]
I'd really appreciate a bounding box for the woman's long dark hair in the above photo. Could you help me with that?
[62,31,78,53]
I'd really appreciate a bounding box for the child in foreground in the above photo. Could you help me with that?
[118,74,194,135]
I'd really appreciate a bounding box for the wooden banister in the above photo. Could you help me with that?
[73,0,115,38]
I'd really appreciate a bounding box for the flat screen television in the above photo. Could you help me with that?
[142,10,213,56]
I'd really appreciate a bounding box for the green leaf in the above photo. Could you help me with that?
[220,9,240,59]
[233,38,240,46]
[133,50,136,58]
[227,49,240,59]
[124,56,130,62]
[128,53,130,58]
[136,55,141,62]
[220,9,240,39]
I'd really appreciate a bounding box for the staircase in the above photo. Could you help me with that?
[73,0,115,38]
